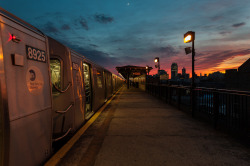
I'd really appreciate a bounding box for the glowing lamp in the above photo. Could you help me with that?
[184,31,195,43]
[184,35,192,43]
[154,57,159,63]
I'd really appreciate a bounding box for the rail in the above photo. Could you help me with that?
[146,83,250,142]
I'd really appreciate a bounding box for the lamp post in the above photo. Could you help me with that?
[184,31,195,117]
[146,65,149,75]
[154,57,160,84]
[145,65,149,89]
[154,57,160,75]
[184,31,195,87]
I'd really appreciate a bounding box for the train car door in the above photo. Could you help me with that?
[83,62,93,120]
[71,52,85,129]
[48,37,74,141]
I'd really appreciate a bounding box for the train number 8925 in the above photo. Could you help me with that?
[26,45,46,63]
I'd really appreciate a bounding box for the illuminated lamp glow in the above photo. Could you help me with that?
[184,35,192,43]
[154,59,158,62]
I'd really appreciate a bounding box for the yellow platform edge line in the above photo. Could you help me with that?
[44,86,123,166]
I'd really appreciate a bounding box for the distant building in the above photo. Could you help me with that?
[159,70,167,75]
[177,73,182,78]
[181,67,189,79]
[171,63,178,79]
[199,73,208,81]
[182,67,186,75]
[225,69,238,89]
[159,70,169,80]
[226,69,237,74]
[194,73,198,79]
[238,58,250,72]
[225,58,250,91]
[208,71,224,81]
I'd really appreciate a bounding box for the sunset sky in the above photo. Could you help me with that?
[1,0,250,76]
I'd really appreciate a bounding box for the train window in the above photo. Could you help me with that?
[83,63,90,88]
[50,59,61,93]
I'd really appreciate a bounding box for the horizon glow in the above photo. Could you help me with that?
[1,0,250,76]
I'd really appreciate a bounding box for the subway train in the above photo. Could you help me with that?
[0,7,124,166]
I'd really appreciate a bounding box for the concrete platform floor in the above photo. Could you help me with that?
[58,86,250,166]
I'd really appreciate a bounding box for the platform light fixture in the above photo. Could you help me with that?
[184,31,195,43]
[146,65,149,75]
[185,47,192,55]
[184,31,196,117]
[154,57,160,76]
[154,57,159,68]
[154,57,160,69]
[183,31,195,87]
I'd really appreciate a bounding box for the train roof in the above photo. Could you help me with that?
[0,7,44,36]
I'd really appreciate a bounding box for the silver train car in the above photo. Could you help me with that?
[0,8,124,166]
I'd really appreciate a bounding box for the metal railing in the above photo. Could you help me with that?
[146,83,250,142]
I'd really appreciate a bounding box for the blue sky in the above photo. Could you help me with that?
[1,0,250,75]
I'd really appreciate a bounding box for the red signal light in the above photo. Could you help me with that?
[12,34,21,43]
[8,33,21,43]
[8,33,13,41]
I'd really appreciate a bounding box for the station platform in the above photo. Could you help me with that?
[52,86,250,166]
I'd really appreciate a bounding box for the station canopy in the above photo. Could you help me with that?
[116,65,153,79]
